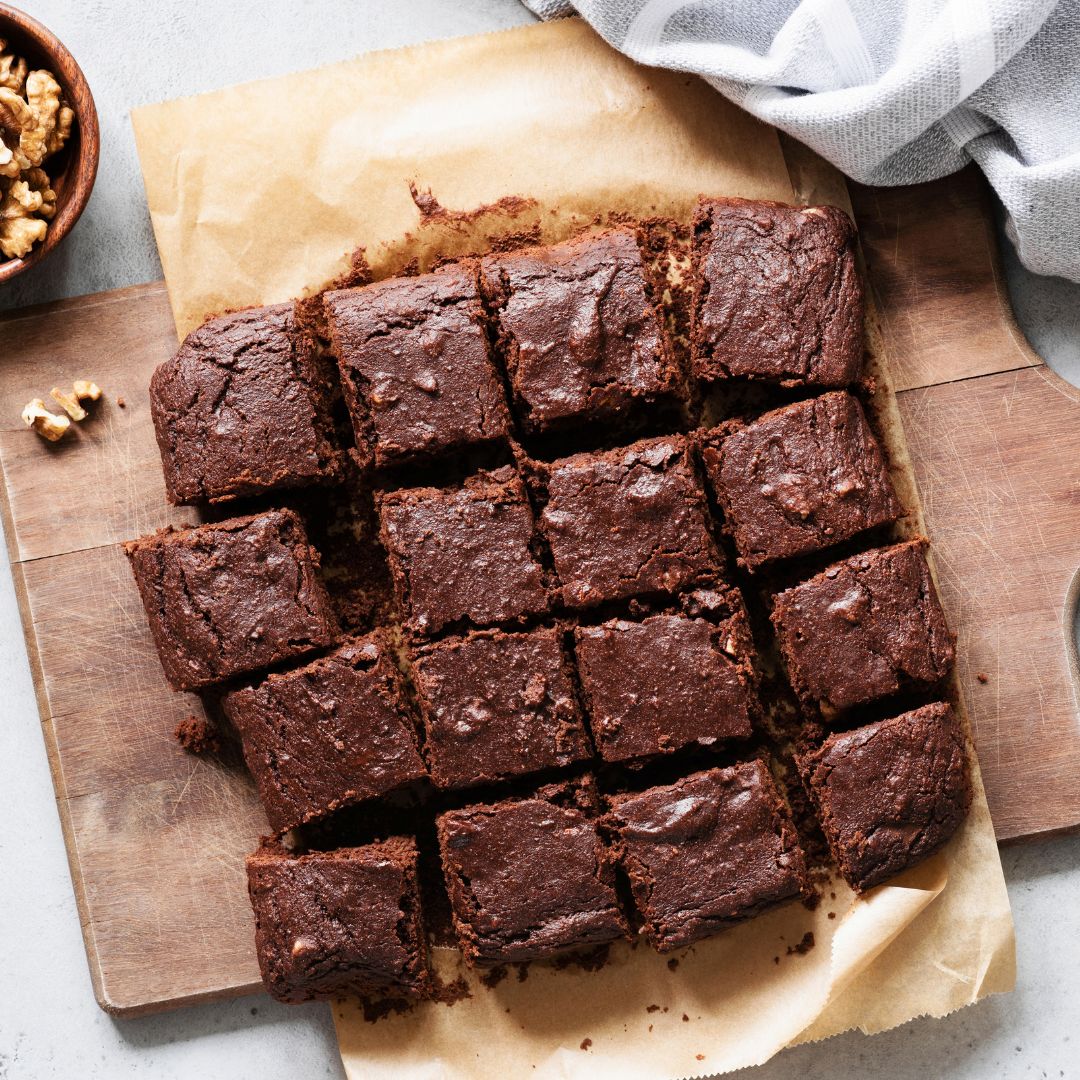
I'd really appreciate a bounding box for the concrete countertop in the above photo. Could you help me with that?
[1,3,1078,1077]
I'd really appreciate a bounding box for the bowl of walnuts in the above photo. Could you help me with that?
[0,4,98,284]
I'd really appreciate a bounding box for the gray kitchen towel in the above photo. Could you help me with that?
[522,0,1080,282]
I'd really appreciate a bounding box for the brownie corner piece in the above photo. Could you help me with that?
[799,702,972,893]
[246,836,428,1004]
[222,633,426,832]
[149,303,342,505]
[573,604,757,764]
[410,624,590,789]
[691,197,863,387]
[606,760,807,951]
[125,508,339,691]
[700,391,901,569]
[539,434,723,609]
[378,465,549,637]
[436,782,626,965]
[772,539,955,713]
[323,262,510,470]
[479,227,685,435]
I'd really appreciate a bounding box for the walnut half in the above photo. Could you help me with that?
[21,398,70,441]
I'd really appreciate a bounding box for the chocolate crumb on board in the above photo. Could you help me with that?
[429,973,471,1006]
[361,996,416,1024]
[977,672,989,683]
[408,182,537,228]
[682,1013,689,1022]
[646,1004,661,1013]
[117,396,126,408]
[667,958,679,971]
[787,931,816,956]
[580,1038,593,1051]
[828,911,837,920]
[696,1054,705,1061]
[173,715,221,756]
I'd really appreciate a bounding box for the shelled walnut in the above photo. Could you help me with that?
[0,39,73,261]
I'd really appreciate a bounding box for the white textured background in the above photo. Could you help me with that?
[1,3,1079,1079]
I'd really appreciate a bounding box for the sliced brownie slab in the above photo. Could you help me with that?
[799,702,972,892]
[223,633,426,833]
[125,509,339,691]
[606,761,808,951]
[772,540,955,714]
[247,837,428,1004]
[150,303,342,505]
[691,198,863,387]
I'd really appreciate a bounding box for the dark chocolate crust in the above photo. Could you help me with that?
[222,634,427,833]
[247,836,428,1004]
[149,304,342,505]
[772,540,955,713]
[606,761,808,951]
[799,702,972,893]
[410,625,591,789]
[124,509,340,691]
[539,435,724,609]
[379,466,549,637]
[479,228,684,434]
[691,198,863,387]
[324,264,511,469]
[701,391,901,569]
[573,601,757,763]
[436,783,626,964]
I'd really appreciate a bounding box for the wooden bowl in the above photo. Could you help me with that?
[0,4,99,284]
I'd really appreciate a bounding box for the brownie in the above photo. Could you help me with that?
[691,198,863,387]
[772,540,955,713]
[437,780,626,964]
[605,761,808,951]
[379,466,549,636]
[479,228,684,435]
[410,626,591,789]
[149,304,342,505]
[701,392,901,569]
[247,836,428,1004]
[324,263,511,469]
[539,435,723,609]
[574,596,757,763]
[799,702,972,893]
[125,509,340,691]
[222,634,426,832]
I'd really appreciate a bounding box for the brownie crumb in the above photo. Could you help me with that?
[681,1013,689,1022]
[361,996,416,1024]
[515,963,529,983]
[977,672,989,684]
[173,715,221,756]
[580,1038,592,1051]
[430,973,471,1006]
[773,956,780,965]
[666,958,679,971]
[551,944,612,973]
[480,966,509,990]
[828,911,837,920]
[802,890,822,911]
[646,1004,661,1014]
[408,182,536,226]
[696,1053,705,1061]
[787,932,815,956]
[117,396,126,408]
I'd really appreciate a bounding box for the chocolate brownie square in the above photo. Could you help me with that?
[574,592,757,763]
[437,780,626,964]
[125,509,340,691]
[701,392,901,570]
[772,540,955,714]
[379,466,549,636]
[410,626,590,789]
[539,435,723,609]
[479,228,684,435]
[799,702,972,893]
[605,761,808,951]
[150,304,342,505]
[324,264,511,469]
[222,634,426,832]
[691,198,863,387]
[247,836,428,1004]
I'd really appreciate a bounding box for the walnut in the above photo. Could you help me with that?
[50,380,102,420]
[0,52,74,261]
[21,398,70,441]
[0,177,47,258]
[0,40,27,94]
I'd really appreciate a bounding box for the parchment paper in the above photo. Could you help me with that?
[131,18,1015,1078]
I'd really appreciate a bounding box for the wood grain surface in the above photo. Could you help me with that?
[1,172,1077,1015]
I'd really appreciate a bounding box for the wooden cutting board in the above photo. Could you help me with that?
[1,160,1078,1017]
